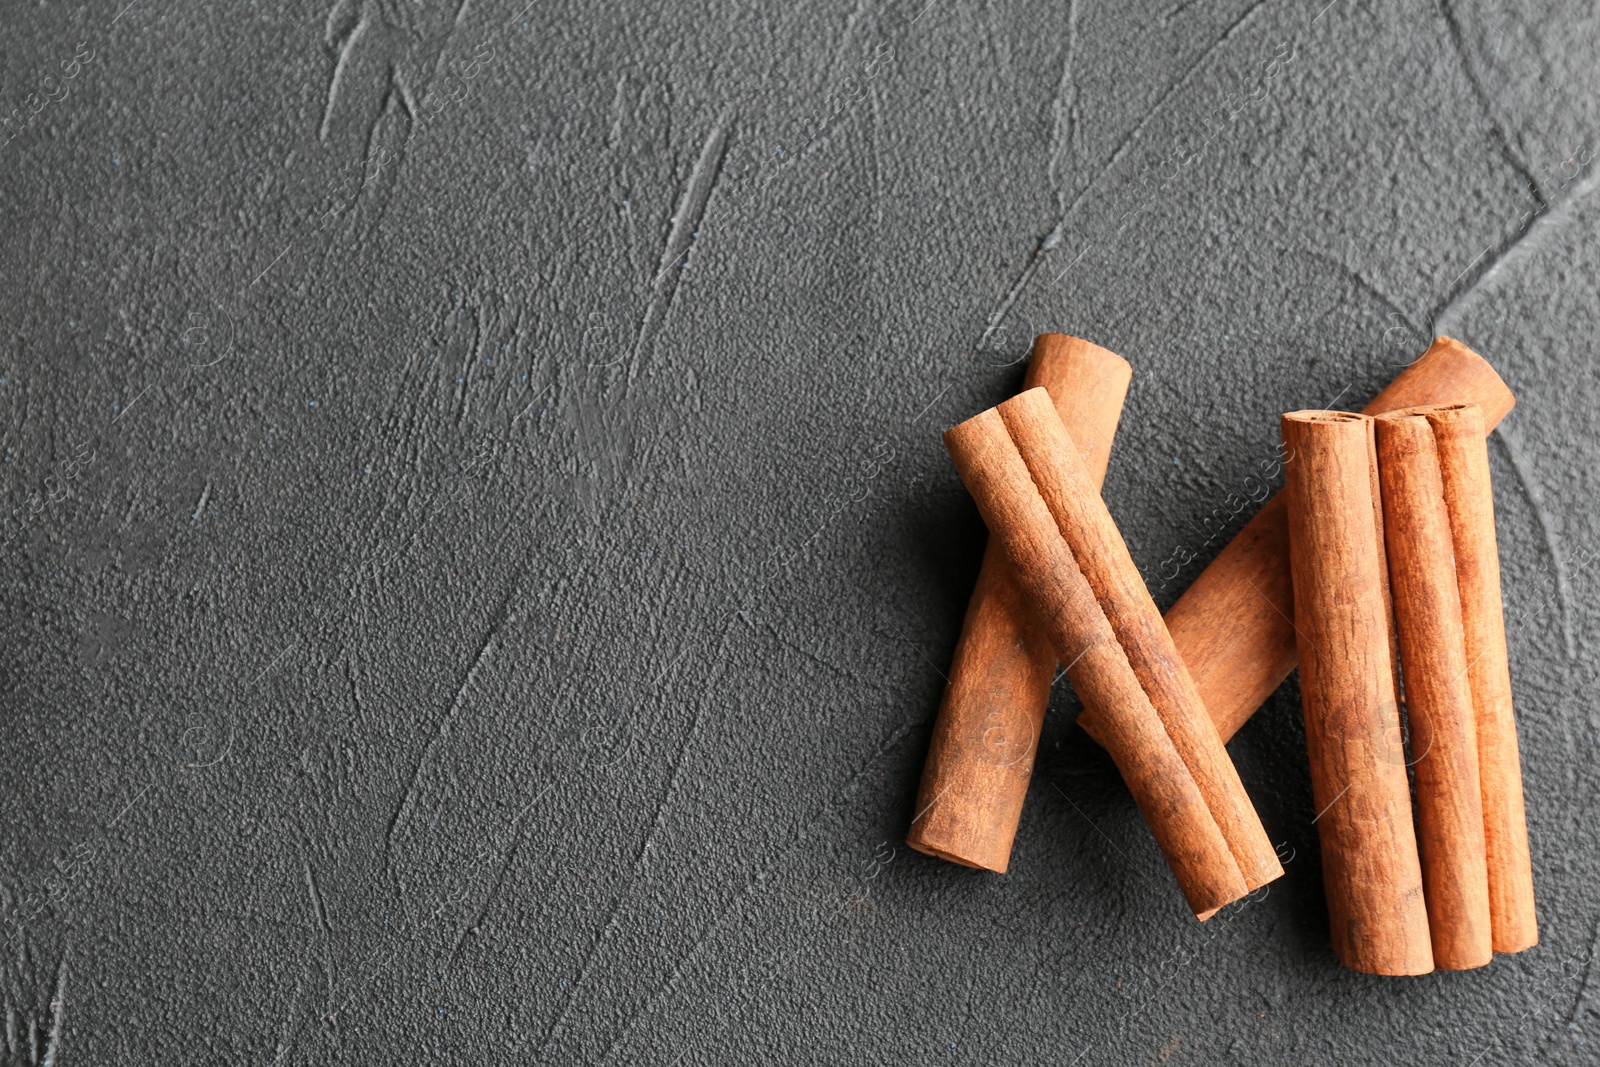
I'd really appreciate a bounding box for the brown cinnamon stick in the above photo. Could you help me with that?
[909,335,1132,873]
[1163,337,1515,743]
[1374,407,1492,969]
[1282,410,1433,975]
[1378,403,1537,956]
[945,388,1283,918]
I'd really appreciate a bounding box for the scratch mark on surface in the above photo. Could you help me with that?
[633,691,709,863]
[304,859,333,936]
[387,581,522,855]
[979,221,1065,350]
[446,826,527,967]
[415,0,478,114]
[191,478,213,522]
[873,625,951,683]
[386,632,496,844]
[345,655,370,728]
[320,13,369,141]
[1438,0,1545,206]
[1047,1,1080,204]
[981,0,1014,83]
[911,383,952,425]
[607,74,628,150]
[1495,425,1576,659]
[505,781,555,838]
[275,3,335,65]
[454,305,482,425]
[560,710,697,1011]
[336,72,416,240]
[1101,0,1271,171]
[867,79,886,232]
[535,872,627,1055]
[1298,246,1421,335]
[1161,0,1203,23]
[538,624,735,1058]
[596,922,724,1064]
[1565,914,1600,1025]
[628,114,733,378]
[443,783,554,967]
[383,62,415,132]
[270,972,305,1067]
[596,712,920,1063]
[984,0,1270,329]
[41,957,64,1067]
[392,72,419,125]
[762,621,889,691]
[1431,150,1600,334]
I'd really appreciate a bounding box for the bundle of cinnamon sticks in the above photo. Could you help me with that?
[910,333,1537,975]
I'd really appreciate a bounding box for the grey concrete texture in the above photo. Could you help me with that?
[1,0,1596,1062]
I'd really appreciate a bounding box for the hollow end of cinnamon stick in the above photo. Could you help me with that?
[1161,337,1515,747]
[1282,409,1434,976]
[945,389,1281,918]
[907,335,1131,874]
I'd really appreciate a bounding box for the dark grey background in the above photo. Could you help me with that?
[2,0,1596,1063]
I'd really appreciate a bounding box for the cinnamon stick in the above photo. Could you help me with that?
[1282,410,1433,975]
[1378,403,1537,956]
[909,335,1132,873]
[1374,407,1492,969]
[1163,337,1515,743]
[945,388,1283,918]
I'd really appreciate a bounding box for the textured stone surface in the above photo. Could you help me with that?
[2,1,1597,1063]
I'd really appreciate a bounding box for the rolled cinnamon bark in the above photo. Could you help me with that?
[1282,410,1433,975]
[909,335,1132,873]
[1383,403,1537,955]
[945,389,1283,918]
[1164,337,1515,743]
[1374,407,1492,970]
